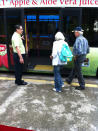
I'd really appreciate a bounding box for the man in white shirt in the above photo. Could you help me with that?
[12,25,27,85]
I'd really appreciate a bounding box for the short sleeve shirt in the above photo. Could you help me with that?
[12,32,25,54]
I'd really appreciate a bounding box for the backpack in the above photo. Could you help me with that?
[59,44,73,62]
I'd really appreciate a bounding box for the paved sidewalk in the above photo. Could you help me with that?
[0,74,98,131]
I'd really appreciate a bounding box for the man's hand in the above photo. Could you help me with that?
[20,57,24,64]
[50,55,53,60]
[16,46,24,64]
[21,35,25,40]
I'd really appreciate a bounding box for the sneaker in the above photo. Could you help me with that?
[52,88,62,93]
[75,86,85,90]
[62,84,65,88]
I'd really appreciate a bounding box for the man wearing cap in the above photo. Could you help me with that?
[66,27,89,90]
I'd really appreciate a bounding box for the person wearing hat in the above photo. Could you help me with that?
[66,27,89,90]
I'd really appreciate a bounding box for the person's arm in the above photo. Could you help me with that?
[16,46,24,64]
[51,43,58,58]
[73,38,82,54]
[73,39,81,60]
[50,42,57,60]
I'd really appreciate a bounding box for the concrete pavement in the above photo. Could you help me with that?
[0,74,98,131]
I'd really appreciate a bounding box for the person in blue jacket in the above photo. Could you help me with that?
[66,27,89,90]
